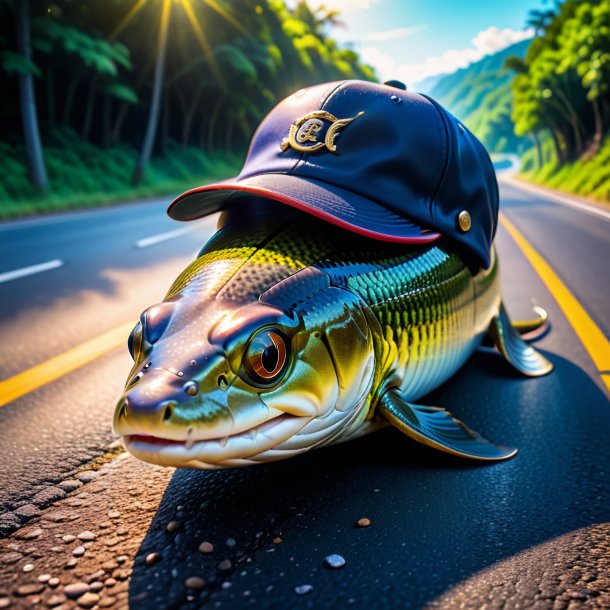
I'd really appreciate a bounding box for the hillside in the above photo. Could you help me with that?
[417,39,530,153]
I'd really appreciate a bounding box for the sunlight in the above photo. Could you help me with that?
[110,0,148,41]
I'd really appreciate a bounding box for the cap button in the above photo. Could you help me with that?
[458,210,472,232]
[384,80,407,90]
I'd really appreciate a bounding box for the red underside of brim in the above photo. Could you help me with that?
[169,182,442,244]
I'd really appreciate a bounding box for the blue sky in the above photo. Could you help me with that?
[311,0,547,86]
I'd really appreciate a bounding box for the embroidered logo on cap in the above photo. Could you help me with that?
[281,110,364,154]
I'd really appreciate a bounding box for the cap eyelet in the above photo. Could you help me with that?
[458,210,472,232]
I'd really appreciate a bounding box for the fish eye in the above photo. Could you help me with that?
[243,328,289,386]
[128,322,143,361]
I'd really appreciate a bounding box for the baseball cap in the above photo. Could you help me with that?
[168,80,499,268]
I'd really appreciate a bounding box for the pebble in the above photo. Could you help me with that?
[116,555,128,564]
[14,504,42,519]
[0,551,23,565]
[221,582,232,590]
[98,597,117,608]
[356,518,372,528]
[38,574,51,582]
[64,558,79,568]
[58,479,82,492]
[225,538,236,547]
[107,511,121,519]
[294,584,314,595]
[0,597,11,609]
[166,521,181,533]
[198,541,214,554]
[145,552,161,566]
[218,559,232,571]
[89,582,104,592]
[64,583,90,599]
[23,563,35,572]
[185,576,206,590]
[76,592,100,607]
[324,554,346,569]
[15,583,45,596]
[75,471,99,483]
[32,487,66,508]
[73,546,86,557]
[46,593,66,607]
[16,527,43,540]
[77,531,96,541]
[48,578,60,587]
[62,535,76,543]
[104,578,117,587]
[273,537,283,544]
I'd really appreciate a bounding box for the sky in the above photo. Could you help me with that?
[309,0,548,87]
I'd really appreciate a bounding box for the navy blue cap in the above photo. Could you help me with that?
[168,80,499,268]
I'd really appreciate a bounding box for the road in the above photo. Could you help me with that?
[0,179,609,609]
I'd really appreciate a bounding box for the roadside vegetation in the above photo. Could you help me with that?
[506,1,610,202]
[0,0,375,219]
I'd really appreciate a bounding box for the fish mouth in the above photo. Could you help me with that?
[121,413,310,468]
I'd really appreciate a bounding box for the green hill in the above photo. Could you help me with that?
[422,39,531,153]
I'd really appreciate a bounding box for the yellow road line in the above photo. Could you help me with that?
[0,321,134,408]
[500,213,610,392]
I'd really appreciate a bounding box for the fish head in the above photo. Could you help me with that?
[113,267,376,468]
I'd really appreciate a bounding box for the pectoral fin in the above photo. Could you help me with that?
[379,389,517,461]
[489,304,553,376]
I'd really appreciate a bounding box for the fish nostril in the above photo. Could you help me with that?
[163,403,174,422]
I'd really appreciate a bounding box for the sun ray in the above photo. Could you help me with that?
[202,0,252,38]
[178,0,227,91]
[110,0,148,41]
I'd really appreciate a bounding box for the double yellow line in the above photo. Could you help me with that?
[0,216,608,408]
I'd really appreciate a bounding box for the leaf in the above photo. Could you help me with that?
[102,83,138,104]
[0,51,41,77]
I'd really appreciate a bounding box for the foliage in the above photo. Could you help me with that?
[0,0,375,215]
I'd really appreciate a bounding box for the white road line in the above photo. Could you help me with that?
[0,259,63,284]
[502,176,610,222]
[135,227,195,248]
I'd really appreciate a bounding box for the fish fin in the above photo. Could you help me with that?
[512,304,549,337]
[489,303,553,376]
[379,389,517,461]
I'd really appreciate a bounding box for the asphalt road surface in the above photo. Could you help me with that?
[0,177,609,610]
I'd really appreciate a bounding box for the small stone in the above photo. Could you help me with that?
[16,527,43,540]
[77,531,96,541]
[324,554,346,569]
[294,584,314,595]
[145,552,161,566]
[0,512,21,534]
[48,578,60,587]
[104,578,116,587]
[0,551,23,565]
[218,559,232,571]
[221,581,232,590]
[116,555,128,564]
[77,591,100,607]
[273,537,283,544]
[63,583,90,599]
[64,558,78,568]
[85,570,105,583]
[356,518,371,528]
[62,535,76,543]
[15,583,45,596]
[58,480,82,492]
[38,574,51,583]
[14,504,41,519]
[185,576,206,590]
[225,538,236,547]
[75,471,99,483]
[23,563,35,572]
[166,521,181,533]
[73,546,86,557]
[198,541,214,554]
[107,511,121,519]
[89,582,104,593]
[0,597,11,608]
[98,597,117,608]
[46,593,66,607]
[32,487,66,508]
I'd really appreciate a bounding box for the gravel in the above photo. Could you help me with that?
[324,554,346,569]
[295,584,314,595]
[63,582,90,599]
[198,541,214,554]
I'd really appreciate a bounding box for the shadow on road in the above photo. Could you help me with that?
[129,350,610,609]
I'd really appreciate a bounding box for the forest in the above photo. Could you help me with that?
[0,0,375,217]
[506,0,610,199]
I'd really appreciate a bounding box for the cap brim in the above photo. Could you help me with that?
[167,173,441,244]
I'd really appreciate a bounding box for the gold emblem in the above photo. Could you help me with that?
[280,110,364,154]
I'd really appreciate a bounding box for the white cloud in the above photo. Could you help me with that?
[362,26,534,87]
[363,25,427,42]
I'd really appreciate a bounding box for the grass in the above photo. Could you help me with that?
[0,127,242,220]
[519,134,610,203]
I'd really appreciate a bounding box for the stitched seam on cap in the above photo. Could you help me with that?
[418,94,450,219]
[287,80,349,176]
